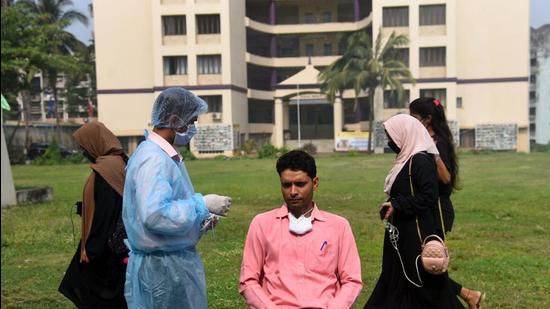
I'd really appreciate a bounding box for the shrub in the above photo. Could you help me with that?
[300,142,317,155]
[178,147,196,161]
[65,153,86,164]
[32,143,63,165]
[258,143,279,159]
[243,139,257,155]
[347,149,359,157]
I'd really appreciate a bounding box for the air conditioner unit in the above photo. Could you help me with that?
[212,112,222,121]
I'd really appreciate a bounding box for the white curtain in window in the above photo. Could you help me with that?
[420,5,445,26]
[383,7,408,27]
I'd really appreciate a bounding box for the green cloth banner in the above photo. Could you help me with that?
[1,94,11,111]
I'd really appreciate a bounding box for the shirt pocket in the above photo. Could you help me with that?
[306,237,338,275]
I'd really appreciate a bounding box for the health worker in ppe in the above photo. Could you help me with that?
[122,87,232,309]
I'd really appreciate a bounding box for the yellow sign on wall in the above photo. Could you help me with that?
[335,131,371,151]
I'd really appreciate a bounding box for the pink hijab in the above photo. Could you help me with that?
[383,114,439,195]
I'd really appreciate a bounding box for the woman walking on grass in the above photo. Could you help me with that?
[59,121,129,308]
[410,97,484,309]
[364,114,464,309]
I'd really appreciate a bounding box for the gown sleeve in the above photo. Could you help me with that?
[85,172,122,261]
[133,155,209,236]
[390,153,438,216]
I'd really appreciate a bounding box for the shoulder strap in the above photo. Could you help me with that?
[409,153,447,242]
[409,157,423,243]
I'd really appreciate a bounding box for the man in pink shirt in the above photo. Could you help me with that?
[239,150,363,308]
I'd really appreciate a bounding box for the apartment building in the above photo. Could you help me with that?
[17,73,94,124]
[530,24,550,146]
[94,0,529,155]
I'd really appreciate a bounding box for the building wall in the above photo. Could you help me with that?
[94,0,246,154]
[94,0,530,153]
[535,51,550,144]
[456,0,529,151]
[372,0,529,152]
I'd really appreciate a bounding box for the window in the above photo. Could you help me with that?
[419,4,445,26]
[420,47,446,66]
[530,74,536,83]
[306,44,314,57]
[248,99,274,123]
[197,55,221,74]
[343,97,370,123]
[201,95,222,113]
[420,88,447,106]
[163,56,187,75]
[385,48,409,67]
[383,6,408,27]
[162,15,186,35]
[384,90,410,108]
[31,77,41,94]
[304,13,316,23]
[529,91,536,100]
[324,43,332,56]
[196,14,220,34]
[456,97,463,109]
[323,11,332,23]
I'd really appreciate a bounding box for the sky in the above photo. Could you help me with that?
[67,0,550,46]
[65,0,93,45]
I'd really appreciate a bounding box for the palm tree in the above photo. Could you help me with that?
[319,29,414,152]
[19,0,88,143]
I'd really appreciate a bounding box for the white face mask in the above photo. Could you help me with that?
[174,125,197,145]
[288,208,313,235]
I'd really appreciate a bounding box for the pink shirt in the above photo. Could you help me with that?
[239,204,363,309]
[147,130,182,162]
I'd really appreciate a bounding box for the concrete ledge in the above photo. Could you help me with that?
[16,187,53,205]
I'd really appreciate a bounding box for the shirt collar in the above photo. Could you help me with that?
[275,203,326,222]
[147,130,182,162]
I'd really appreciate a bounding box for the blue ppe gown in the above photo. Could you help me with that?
[122,139,210,309]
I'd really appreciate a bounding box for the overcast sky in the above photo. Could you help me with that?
[67,0,550,46]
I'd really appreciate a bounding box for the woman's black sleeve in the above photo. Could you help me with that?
[391,153,439,216]
[84,172,122,260]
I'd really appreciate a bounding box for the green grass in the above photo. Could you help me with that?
[2,152,550,308]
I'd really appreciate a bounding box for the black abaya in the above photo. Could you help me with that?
[59,173,127,309]
[365,153,463,309]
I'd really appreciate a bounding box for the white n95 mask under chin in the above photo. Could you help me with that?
[288,209,313,235]
[174,125,197,145]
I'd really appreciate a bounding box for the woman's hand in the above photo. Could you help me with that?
[379,202,394,220]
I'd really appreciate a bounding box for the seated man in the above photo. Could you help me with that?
[239,150,363,309]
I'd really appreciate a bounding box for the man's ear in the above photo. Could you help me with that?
[312,176,319,190]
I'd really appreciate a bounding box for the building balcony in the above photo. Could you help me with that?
[245,15,371,35]
[246,53,339,68]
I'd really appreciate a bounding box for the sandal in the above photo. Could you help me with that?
[476,292,486,309]
[465,290,485,309]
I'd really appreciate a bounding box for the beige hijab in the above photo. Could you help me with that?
[383,114,439,195]
[74,121,126,263]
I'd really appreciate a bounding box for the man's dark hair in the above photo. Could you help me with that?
[276,150,316,179]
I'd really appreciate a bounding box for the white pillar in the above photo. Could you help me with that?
[1,119,17,206]
[274,98,284,147]
[333,96,343,138]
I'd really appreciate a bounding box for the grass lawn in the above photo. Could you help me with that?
[2,152,550,308]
